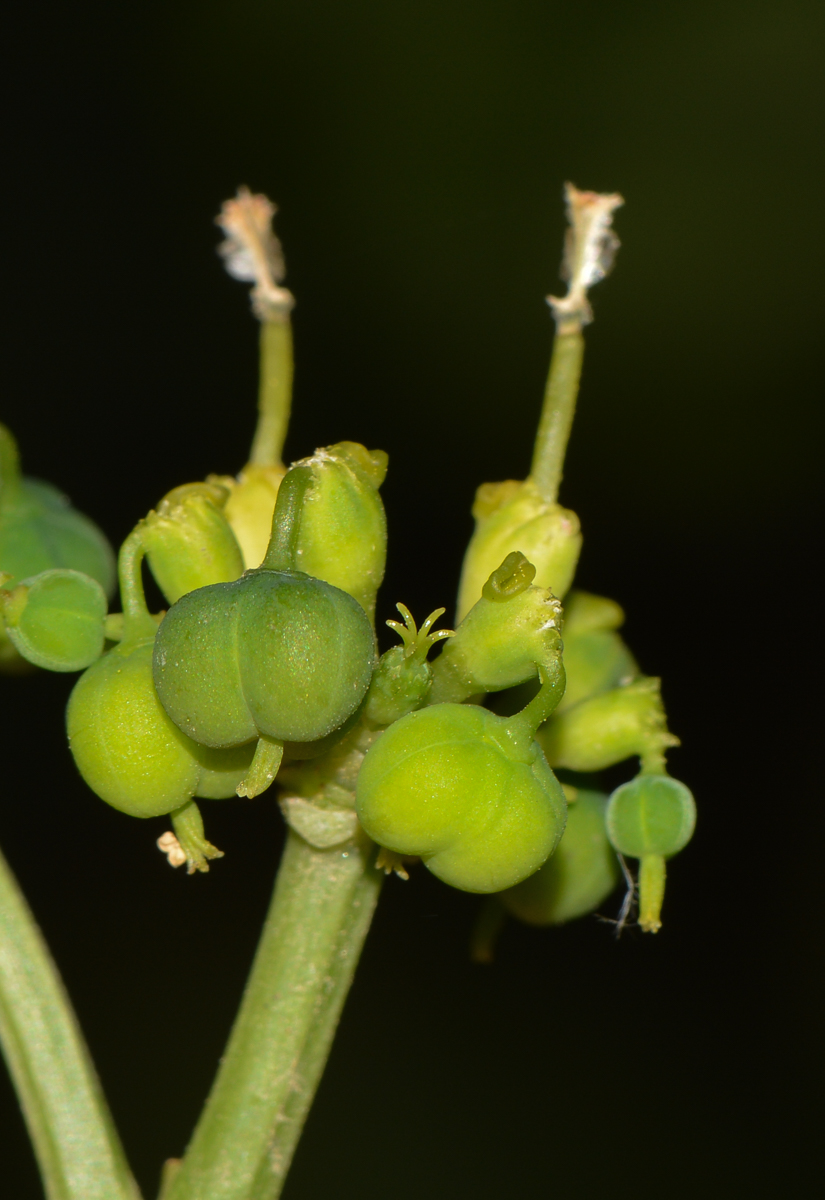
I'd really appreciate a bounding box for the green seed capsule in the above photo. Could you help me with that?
[430,551,563,704]
[154,569,374,748]
[153,466,376,787]
[0,424,115,594]
[1,568,107,671]
[538,677,678,773]
[456,478,582,621]
[67,636,252,819]
[499,788,619,925]
[606,773,696,933]
[290,442,388,617]
[356,682,567,893]
[65,526,252,870]
[142,482,244,605]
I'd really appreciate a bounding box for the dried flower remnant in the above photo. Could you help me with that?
[217,187,294,321]
[548,183,624,333]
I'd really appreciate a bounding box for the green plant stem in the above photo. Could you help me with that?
[248,320,294,469]
[529,329,584,504]
[0,845,141,1200]
[166,829,383,1200]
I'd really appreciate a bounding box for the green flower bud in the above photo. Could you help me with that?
[606,773,696,932]
[538,677,679,773]
[456,478,582,621]
[430,552,563,703]
[562,589,625,635]
[364,604,453,727]
[1,569,107,671]
[290,441,388,617]
[208,464,286,570]
[559,591,637,712]
[499,788,620,925]
[0,424,115,594]
[153,466,376,794]
[141,482,245,605]
[1,423,115,673]
[356,672,567,893]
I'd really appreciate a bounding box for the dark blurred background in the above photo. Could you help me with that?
[1,1,823,1196]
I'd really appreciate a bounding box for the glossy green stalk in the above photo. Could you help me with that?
[248,320,294,469]
[0,846,141,1200]
[166,830,383,1200]
[529,330,584,505]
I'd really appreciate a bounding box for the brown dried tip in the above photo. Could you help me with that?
[547,183,624,333]
[217,186,294,322]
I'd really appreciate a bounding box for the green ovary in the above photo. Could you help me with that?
[356,704,566,894]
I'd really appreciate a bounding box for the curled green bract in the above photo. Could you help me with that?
[1,569,107,672]
[356,700,567,894]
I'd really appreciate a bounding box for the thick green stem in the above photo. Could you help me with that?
[166,829,383,1200]
[0,846,141,1200]
[529,329,584,504]
[248,320,294,469]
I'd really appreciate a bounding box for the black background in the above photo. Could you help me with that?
[2,2,823,1196]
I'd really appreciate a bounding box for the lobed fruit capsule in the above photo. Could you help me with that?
[356,701,567,893]
[500,788,620,926]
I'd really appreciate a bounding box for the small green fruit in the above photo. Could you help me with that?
[356,702,567,893]
[500,789,620,925]
[606,773,696,933]
[1,569,107,671]
[153,569,376,749]
[67,636,253,819]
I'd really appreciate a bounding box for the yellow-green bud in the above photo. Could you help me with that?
[142,482,245,604]
[538,677,679,773]
[559,590,637,712]
[456,478,582,621]
[291,441,388,617]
